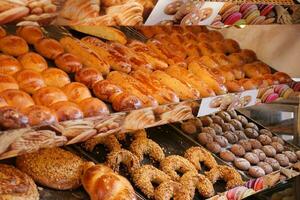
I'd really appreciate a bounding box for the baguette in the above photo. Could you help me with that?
[59,37,110,75]
[151,70,200,100]
[165,65,216,98]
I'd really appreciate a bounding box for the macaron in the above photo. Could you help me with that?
[242,4,258,18]
[264,93,279,103]
[253,178,264,191]
[219,3,236,15]
[222,5,240,21]
[242,188,255,198]
[258,87,271,98]
[274,84,288,94]
[291,82,300,91]
[281,88,294,98]
[260,87,274,100]
[260,5,274,16]
[246,10,260,24]
[234,19,246,26]
[240,3,253,14]
[224,12,242,25]
[250,15,266,24]
[234,186,248,200]
[263,17,276,24]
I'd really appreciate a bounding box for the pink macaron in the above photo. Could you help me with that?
[292,82,300,91]
[224,12,242,25]
[260,5,274,16]
[264,93,279,103]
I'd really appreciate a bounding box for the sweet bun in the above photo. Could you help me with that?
[42,68,71,88]
[0,89,34,110]
[62,82,91,104]
[75,67,103,88]
[0,35,29,56]
[0,26,6,38]
[16,26,44,44]
[54,53,83,73]
[78,97,109,117]
[0,74,19,92]
[18,52,48,72]
[33,87,68,106]
[0,106,28,129]
[34,38,64,59]
[0,54,22,75]
[111,92,143,111]
[22,105,57,126]
[273,72,292,84]
[15,69,46,94]
[92,80,123,102]
[50,101,83,121]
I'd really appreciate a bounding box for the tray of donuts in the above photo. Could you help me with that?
[174,109,300,179]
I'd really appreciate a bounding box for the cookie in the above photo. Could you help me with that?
[164,0,184,15]
[181,7,213,25]
[244,152,259,164]
[272,136,284,145]
[220,150,235,162]
[245,122,259,131]
[257,162,273,174]
[223,131,239,144]
[198,132,214,145]
[248,166,265,178]
[211,115,225,126]
[234,130,247,140]
[262,145,276,157]
[249,139,262,149]
[265,157,280,170]
[231,144,246,157]
[275,154,289,167]
[221,123,235,132]
[227,110,238,119]
[229,119,243,130]
[283,151,297,163]
[270,142,284,153]
[217,111,231,122]
[244,128,259,138]
[257,135,272,145]
[214,135,228,147]
[206,142,221,154]
[259,129,273,137]
[238,139,252,152]
[209,123,223,135]
[234,158,251,170]
[252,149,266,161]
[201,127,216,136]
[237,115,248,126]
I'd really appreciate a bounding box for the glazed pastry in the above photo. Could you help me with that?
[184,146,218,170]
[18,52,48,72]
[49,101,83,121]
[62,82,91,104]
[75,67,103,88]
[0,73,19,93]
[0,89,34,110]
[34,38,64,59]
[0,106,28,129]
[33,87,68,107]
[0,54,22,75]
[15,69,46,94]
[78,97,109,118]
[54,53,83,73]
[16,26,44,44]
[92,80,123,102]
[110,92,143,111]
[0,35,29,56]
[42,68,71,88]
[273,72,293,84]
[22,105,57,126]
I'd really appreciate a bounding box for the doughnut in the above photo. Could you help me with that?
[160,155,197,181]
[84,134,121,152]
[154,181,190,200]
[184,147,218,171]
[132,165,171,198]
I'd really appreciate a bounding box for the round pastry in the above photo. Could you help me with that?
[234,130,247,140]
[200,116,213,126]
[245,122,259,131]
[201,127,216,136]
[257,162,273,174]
[257,134,272,145]
[244,152,259,164]
[211,115,224,125]
[274,154,289,167]
[262,145,276,157]
[50,101,83,121]
[229,119,243,130]
[55,53,83,73]
[223,131,239,144]
[22,105,57,126]
[0,106,29,129]
[42,68,71,88]
[198,132,214,145]
[217,111,231,122]
[234,158,251,171]
[16,148,84,190]
[0,54,22,75]
[236,115,248,126]
[238,140,252,152]
[296,150,300,160]
[283,151,297,163]
[15,69,46,94]
[209,123,223,135]
[252,149,266,161]
[16,26,44,44]
[214,135,228,148]
[0,35,29,56]
[206,142,221,154]
[220,150,235,162]
[0,73,19,92]
[231,144,246,157]
[271,136,284,145]
[18,52,48,72]
[34,38,64,59]
[0,89,34,111]
[181,121,197,134]
[0,164,39,200]
[249,139,262,149]
[227,110,238,119]
[259,129,273,137]
[221,123,235,132]
[33,87,68,106]
[248,166,265,178]
[270,142,284,153]
[63,82,91,104]
[75,67,103,88]
[244,128,259,138]
[78,97,109,118]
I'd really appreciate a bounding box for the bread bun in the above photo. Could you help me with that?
[33,86,67,106]
[0,35,29,56]
[0,106,29,129]
[50,101,83,121]
[0,89,34,110]
[0,54,22,75]
[0,26,6,38]
[34,38,64,59]
[54,53,83,73]
[16,26,44,44]
[18,52,48,72]
[92,80,123,102]
[78,97,109,117]
[242,62,261,78]
[239,79,258,90]
[273,72,292,84]
[225,80,245,92]
[111,92,143,111]
[62,82,91,104]
[15,69,46,94]
[42,68,70,88]
[75,67,103,88]
[239,49,257,63]
[0,74,19,92]
[22,105,57,126]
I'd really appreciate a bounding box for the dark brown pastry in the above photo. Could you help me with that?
[55,53,83,73]
[0,89,34,111]
[236,115,248,126]
[262,145,276,157]
[227,110,238,119]
[16,26,44,44]
[217,111,231,122]
[211,115,224,126]
[244,152,259,164]
[257,135,272,145]
[22,105,57,126]
[33,87,68,107]
[257,162,273,174]
[209,123,223,135]
[244,128,259,138]
[220,150,235,162]
[283,151,297,163]
[238,140,252,152]
[245,122,259,131]
[234,158,250,171]
[0,106,28,129]
[201,127,216,136]
[0,73,19,93]
[78,97,110,118]
[270,142,284,153]
[231,144,246,157]
[221,123,235,132]
[214,135,228,148]
[198,132,214,145]
[0,35,29,56]
[252,149,266,161]
[18,52,48,72]
[42,68,71,88]
[223,131,238,144]
[50,101,83,121]
[34,38,64,59]
[248,166,265,178]
[0,54,22,75]
[249,139,262,149]
[15,69,46,94]
[234,130,247,140]
[229,119,243,130]
[274,154,289,167]
[181,121,197,134]
[271,136,284,145]
[200,116,213,126]
[75,67,103,88]
[206,142,221,154]
[62,82,92,104]
[265,157,280,170]
[259,129,273,137]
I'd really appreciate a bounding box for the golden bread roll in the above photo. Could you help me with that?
[146,39,177,65]
[222,39,241,54]
[62,82,91,104]
[75,67,103,89]
[0,89,34,110]
[54,53,83,73]
[42,68,71,88]
[218,67,236,81]
[92,80,123,102]
[0,26,6,38]
[22,105,57,126]
[33,86,68,106]
[15,69,46,94]
[242,61,270,78]
[60,37,110,75]
[0,164,39,200]
[225,80,245,93]
[16,148,84,190]
[18,52,48,72]
[0,73,19,92]
[151,70,200,100]
[49,101,83,121]
[210,53,231,66]
[198,42,215,56]
[207,30,224,41]
[0,54,22,75]
[273,72,292,84]
[239,79,258,90]
[211,40,226,54]
[16,26,44,44]
[0,106,29,129]
[239,49,257,63]
[110,92,143,111]
[0,35,29,56]
[78,97,109,117]
[227,53,246,66]
[0,95,8,107]
[34,38,64,59]
[256,61,271,75]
